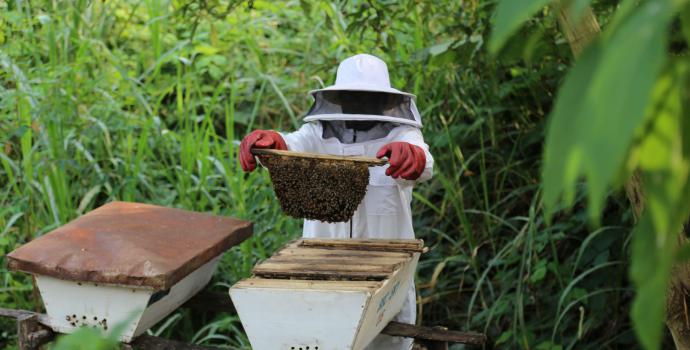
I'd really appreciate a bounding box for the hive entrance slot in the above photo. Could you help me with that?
[65,314,108,330]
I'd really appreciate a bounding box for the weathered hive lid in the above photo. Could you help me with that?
[7,201,252,290]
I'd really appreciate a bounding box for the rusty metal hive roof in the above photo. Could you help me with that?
[7,201,253,290]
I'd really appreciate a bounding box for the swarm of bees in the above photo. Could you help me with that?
[258,154,370,223]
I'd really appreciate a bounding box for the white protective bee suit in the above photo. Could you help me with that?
[281,54,433,350]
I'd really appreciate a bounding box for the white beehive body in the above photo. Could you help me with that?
[230,239,423,350]
[36,256,221,342]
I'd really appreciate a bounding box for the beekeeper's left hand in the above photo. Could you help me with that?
[376,142,426,180]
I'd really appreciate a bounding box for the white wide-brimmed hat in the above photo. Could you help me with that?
[304,54,422,128]
[308,54,415,98]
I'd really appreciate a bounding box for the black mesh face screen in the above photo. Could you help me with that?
[344,120,379,131]
[333,91,387,114]
[306,90,415,122]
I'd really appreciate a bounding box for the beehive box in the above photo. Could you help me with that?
[230,238,424,350]
[7,201,252,342]
[252,149,386,223]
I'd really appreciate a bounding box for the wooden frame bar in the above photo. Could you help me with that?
[252,148,388,165]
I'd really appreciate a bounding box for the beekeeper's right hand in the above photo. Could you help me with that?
[239,130,288,172]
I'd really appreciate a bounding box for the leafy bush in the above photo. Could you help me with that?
[492,0,690,349]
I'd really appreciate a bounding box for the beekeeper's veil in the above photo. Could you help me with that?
[304,54,422,128]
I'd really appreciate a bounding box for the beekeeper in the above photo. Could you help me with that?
[240,53,433,350]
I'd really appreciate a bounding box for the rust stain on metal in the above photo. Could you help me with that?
[7,201,253,290]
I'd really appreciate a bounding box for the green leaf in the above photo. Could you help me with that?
[208,65,223,80]
[428,40,453,56]
[542,0,673,222]
[489,0,552,53]
[636,64,689,235]
[194,44,219,56]
[630,212,676,350]
[630,61,690,350]
[51,327,118,350]
[530,260,548,283]
[542,42,601,210]
[495,330,513,345]
[536,340,563,350]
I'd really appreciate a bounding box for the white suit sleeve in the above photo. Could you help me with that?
[392,127,434,185]
[280,123,319,152]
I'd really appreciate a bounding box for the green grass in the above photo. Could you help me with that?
[0,0,646,349]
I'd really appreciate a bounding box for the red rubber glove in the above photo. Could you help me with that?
[376,142,426,180]
[239,130,288,172]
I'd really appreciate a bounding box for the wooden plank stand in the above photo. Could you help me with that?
[1,295,487,349]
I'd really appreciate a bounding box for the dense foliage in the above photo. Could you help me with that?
[0,0,658,349]
[492,0,690,349]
